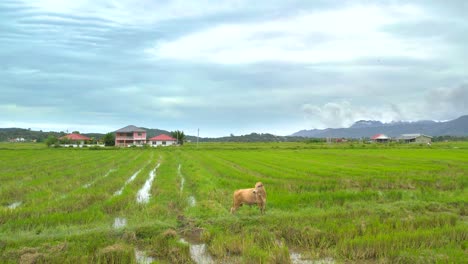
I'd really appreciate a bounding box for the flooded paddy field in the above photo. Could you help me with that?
[0,142,467,263]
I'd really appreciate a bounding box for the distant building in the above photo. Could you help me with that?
[398,134,432,144]
[60,133,90,142]
[9,137,26,142]
[59,133,91,147]
[371,134,390,143]
[148,134,177,147]
[115,125,147,147]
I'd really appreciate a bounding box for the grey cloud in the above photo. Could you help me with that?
[302,100,404,128]
[425,84,468,119]
[1,0,467,135]
[301,83,468,129]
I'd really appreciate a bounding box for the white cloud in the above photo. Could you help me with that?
[147,4,439,64]
[424,84,468,119]
[302,100,403,128]
[302,84,468,128]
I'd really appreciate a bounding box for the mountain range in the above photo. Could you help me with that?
[0,127,304,142]
[291,115,468,138]
[1,115,467,142]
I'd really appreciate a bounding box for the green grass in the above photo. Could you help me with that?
[0,142,467,263]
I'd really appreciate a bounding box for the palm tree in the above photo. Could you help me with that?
[171,130,185,145]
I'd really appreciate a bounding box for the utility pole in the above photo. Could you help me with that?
[197,128,199,148]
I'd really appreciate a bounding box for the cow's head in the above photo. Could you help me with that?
[255,182,264,190]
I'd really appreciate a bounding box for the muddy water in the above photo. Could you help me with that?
[114,169,142,196]
[290,252,313,264]
[313,257,335,264]
[7,201,22,209]
[83,169,115,189]
[178,164,185,192]
[136,164,160,204]
[178,164,196,208]
[290,252,334,264]
[113,217,127,229]
[135,249,154,264]
[180,238,214,264]
[103,169,115,178]
[188,196,196,207]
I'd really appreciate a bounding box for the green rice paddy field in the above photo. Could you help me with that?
[0,142,467,263]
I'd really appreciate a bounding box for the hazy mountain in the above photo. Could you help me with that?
[2,115,467,142]
[0,128,105,142]
[350,120,384,128]
[0,127,305,143]
[193,133,305,142]
[291,115,468,138]
[140,128,172,138]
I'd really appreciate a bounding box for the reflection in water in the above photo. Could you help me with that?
[113,217,127,229]
[180,238,214,264]
[135,249,155,264]
[7,201,22,209]
[188,196,196,207]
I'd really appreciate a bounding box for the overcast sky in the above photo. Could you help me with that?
[1,0,467,137]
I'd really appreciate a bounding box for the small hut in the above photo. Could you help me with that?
[398,134,432,144]
[371,134,390,143]
[59,133,91,146]
[149,134,177,147]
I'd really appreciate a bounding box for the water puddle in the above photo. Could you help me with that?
[83,169,116,189]
[313,258,334,264]
[188,196,196,207]
[135,249,155,264]
[136,164,160,204]
[290,252,313,264]
[114,169,142,196]
[180,238,214,264]
[103,169,116,178]
[7,201,22,209]
[178,164,185,192]
[113,217,127,229]
[290,252,334,264]
[114,189,123,196]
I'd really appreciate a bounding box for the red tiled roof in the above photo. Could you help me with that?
[371,134,389,140]
[60,133,91,141]
[149,134,176,141]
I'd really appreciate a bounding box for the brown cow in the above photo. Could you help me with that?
[230,182,266,214]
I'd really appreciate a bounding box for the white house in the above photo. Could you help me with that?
[398,134,433,144]
[148,134,177,147]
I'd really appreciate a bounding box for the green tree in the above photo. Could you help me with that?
[103,132,115,146]
[171,130,185,145]
[45,135,58,147]
[72,131,80,134]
